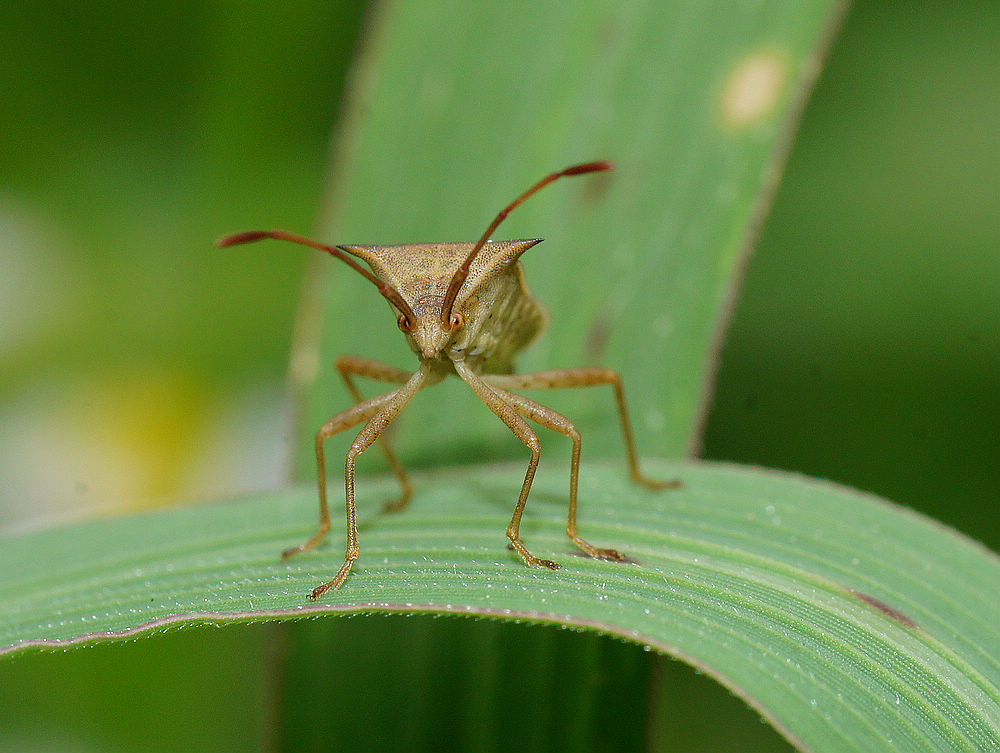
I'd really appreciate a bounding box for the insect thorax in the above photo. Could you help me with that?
[340,240,549,373]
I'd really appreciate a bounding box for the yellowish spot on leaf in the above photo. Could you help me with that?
[719,50,787,128]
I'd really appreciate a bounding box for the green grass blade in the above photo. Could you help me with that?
[2,461,997,752]
[264,2,851,749]
[294,1,846,474]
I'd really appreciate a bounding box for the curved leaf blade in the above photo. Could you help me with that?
[2,461,997,752]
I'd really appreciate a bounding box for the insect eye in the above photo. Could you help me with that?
[397,314,413,332]
[449,311,465,330]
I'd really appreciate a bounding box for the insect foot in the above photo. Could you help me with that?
[509,538,561,570]
[308,552,358,601]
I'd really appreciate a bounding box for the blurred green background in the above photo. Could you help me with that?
[1,1,996,751]
[703,1,999,551]
[0,1,367,526]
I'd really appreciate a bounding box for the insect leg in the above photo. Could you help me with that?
[486,368,680,490]
[489,389,628,562]
[336,355,413,511]
[454,361,559,571]
[282,389,401,562]
[306,363,430,600]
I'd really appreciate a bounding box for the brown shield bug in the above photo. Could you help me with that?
[218,162,677,599]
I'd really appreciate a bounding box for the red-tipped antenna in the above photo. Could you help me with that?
[439,161,613,326]
[217,230,417,328]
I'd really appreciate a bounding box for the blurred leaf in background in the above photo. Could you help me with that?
[703,0,1000,550]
